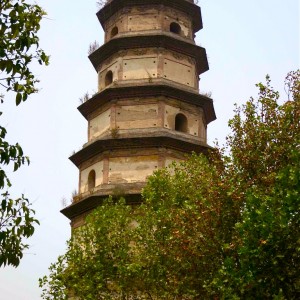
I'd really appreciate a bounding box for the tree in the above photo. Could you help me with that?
[209,70,300,299]
[40,70,300,299]
[40,198,136,300]
[0,0,49,267]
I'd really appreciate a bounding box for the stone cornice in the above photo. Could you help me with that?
[78,83,216,124]
[61,185,143,220]
[69,135,211,168]
[89,34,209,75]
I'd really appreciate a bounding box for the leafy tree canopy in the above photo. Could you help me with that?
[40,70,300,299]
[0,0,49,267]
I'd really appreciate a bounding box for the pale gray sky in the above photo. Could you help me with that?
[0,0,299,299]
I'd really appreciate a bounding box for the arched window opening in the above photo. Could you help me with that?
[170,22,181,35]
[175,113,188,133]
[88,170,96,190]
[111,26,118,38]
[105,70,113,86]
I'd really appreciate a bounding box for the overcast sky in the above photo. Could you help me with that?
[0,0,299,299]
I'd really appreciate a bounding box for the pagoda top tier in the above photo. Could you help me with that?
[97,0,203,32]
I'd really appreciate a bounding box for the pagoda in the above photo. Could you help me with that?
[61,0,216,228]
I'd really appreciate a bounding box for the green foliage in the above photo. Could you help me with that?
[39,255,69,300]
[210,70,300,299]
[0,0,48,267]
[0,124,29,187]
[137,155,232,299]
[40,71,300,299]
[0,0,49,105]
[40,198,136,299]
[0,193,39,267]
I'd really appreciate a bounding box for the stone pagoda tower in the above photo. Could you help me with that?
[62,0,216,227]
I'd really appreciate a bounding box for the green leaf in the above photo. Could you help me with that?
[16,93,22,105]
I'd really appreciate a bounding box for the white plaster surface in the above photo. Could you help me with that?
[80,161,104,193]
[108,155,158,183]
[89,109,111,140]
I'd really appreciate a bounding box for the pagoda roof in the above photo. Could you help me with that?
[97,0,203,32]
[78,83,216,124]
[69,135,211,168]
[89,33,209,76]
[61,185,143,220]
